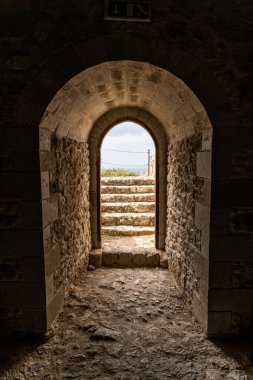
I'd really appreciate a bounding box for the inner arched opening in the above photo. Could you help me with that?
[101,121,156,251]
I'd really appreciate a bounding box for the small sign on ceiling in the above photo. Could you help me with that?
[104,0,151,22]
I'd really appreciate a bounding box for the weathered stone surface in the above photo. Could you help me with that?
[102,225,155,236]
[166,133,209,328]
[0,269,250,379]
[101,193,155,203]
[101,176,155,186]
[50,136,91,299]
[89,249,102,268]
[102,212,155,227]
[101,201,155,213]
[101,184,155,194]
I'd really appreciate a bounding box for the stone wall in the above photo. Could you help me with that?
[0,0,252,336]
[166,130,211,330]
[45,135,91,323]
[52,135,91,287]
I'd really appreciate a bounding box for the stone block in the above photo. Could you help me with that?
[41,171,50,199]
[43,226,52,253]
[158,251,168,268]
[89,249,102,268]
[232,150,253,179]
[209,289,253,312]
[168,48,200,78]
[102,251,119,267]
[40,128,51,151]
[45,244,61,277]
[46,274,55,305]
[46,288,64,329]
[0,172,41,199]
[75,36,108,67]
[232,262,253,288]
[201,224,210,257]
[192,291,208,332]
[0,259,21,281]
[23,308,47,334]
[209,262,233,289]
[15,101,44,127]
[0,200,22,229]
[0,127,38,151]
[22,201,43,229]
[202,179,211,207]
[212,150,232,179]
[193,251,208,279]
[202,129,213,151]
[195,202,210,230]
[210,209,230,235]
[231,209,253,234]
[40,151,56,171]
[232,312,253,335]
[208,312,232,336]
[52,45,84,78]
[1,282,46,308]
[42,198,58,227]
[210,235,251,262]
[211,180,253,207]
[146,251,160,267]
[197,151,211,178]
[158,234,166,250]
[118,251,132,267]
[22,257,45,282]
[213,126,252,150]
[56,119,71,138]
[0,230,44,257]
[131,251,147,267]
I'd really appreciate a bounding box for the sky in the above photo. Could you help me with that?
[101,122,155,172]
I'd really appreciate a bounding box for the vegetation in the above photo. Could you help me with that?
[101,168,138,177]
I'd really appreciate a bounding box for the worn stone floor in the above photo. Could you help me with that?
[1,268,252,380]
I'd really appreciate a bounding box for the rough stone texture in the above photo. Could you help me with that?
[102,226,155,236]
[101,202,155,213]
[102,247,161,268]
[101,176,156,236]
[0,0,252,337]
[166,133,208,326]
[101,176,155,186]
[102,193,156,203]
[0,269,251,379]
[101,185,155,194]
[102,212,155,227]
[50,135,91,297]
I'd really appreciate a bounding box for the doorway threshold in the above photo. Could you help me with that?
[89,235,168,269]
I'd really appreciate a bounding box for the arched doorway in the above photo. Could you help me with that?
[39,61,212,333]
[89,110,167,251]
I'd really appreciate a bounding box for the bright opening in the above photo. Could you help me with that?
[101,121,156,250]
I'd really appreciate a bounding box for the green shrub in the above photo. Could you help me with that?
[101,168,138,177]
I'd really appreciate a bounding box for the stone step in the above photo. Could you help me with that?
[101,176,155,186]
[89,248,168,268]
[101,185,155,194]
[101,193,156,203]
[101,202,155,213]
[102,226,155,236]
[102,212,155,226]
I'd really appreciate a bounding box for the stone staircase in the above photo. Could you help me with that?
[101,176,155,236]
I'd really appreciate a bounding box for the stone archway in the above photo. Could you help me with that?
[39,60,212,332]
[88,107,167,251]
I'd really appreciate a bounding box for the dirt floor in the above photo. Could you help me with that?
[1,268,252,380]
